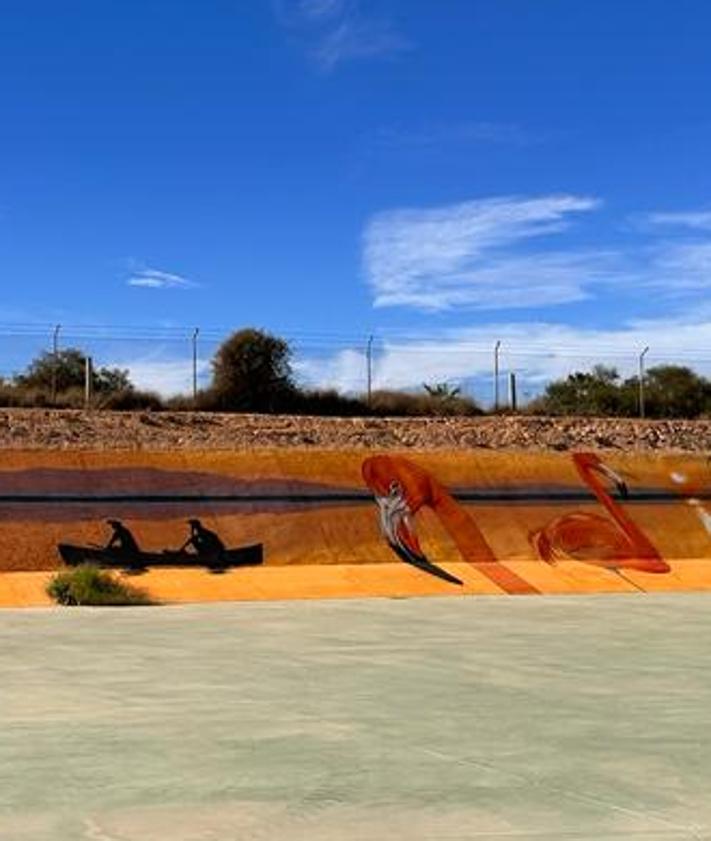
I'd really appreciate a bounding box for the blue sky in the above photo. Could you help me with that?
[2,0,711,397]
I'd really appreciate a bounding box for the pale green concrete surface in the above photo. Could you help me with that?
[2,594,711,840]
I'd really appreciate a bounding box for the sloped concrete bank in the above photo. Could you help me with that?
[0,447,709,606]
[0,409,709,451]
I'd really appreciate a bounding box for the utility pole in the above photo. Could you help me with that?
[192,328,200,403]
[639,346,649,419]
[84,355,92,409]
[51,324,61,405]
[493,340,501,411]
[366,334,374,407]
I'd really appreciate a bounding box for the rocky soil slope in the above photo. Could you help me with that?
[0,409,709,452]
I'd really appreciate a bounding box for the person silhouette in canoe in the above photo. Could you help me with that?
[180,519,226,570]
[105,519,140,556]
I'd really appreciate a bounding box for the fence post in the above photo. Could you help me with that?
[366,334,374,407]
[84,355,92,409]
[639,346,649,419]
[192,328,200,404]
[493,340,501,411]
[51,324,61,404]
[509,372,517,413]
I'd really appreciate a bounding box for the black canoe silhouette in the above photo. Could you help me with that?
[57,543,263,573]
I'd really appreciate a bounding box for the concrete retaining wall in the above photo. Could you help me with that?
[1,448,709,605]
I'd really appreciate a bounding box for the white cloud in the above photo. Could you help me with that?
[650,242,711,290]
[369,121,532,151]
[274,0,411,70]
[646,210,711,231]
[364,196,711,312]
[295,348,366,393]
[295,311,711,400]
[364,195,603,311]
[644,207,711,292]
[314,18,411,70]
[127,268,197,290]
[297,0,346,21]
[114,356,211,396]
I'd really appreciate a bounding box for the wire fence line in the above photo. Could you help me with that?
[0,322,710,409]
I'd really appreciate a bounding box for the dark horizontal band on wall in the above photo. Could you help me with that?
[0,490,708,504]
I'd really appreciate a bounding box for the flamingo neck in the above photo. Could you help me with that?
[574,456,660,559]
[429,486,497,563]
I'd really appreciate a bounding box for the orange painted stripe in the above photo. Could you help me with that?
[474,562,540,595]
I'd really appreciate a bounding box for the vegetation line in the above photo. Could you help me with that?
[2,329,709,419]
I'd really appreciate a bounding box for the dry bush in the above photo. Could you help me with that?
[163,390,219,412]
[0,385,85,408]
[287,388,368,417]
[95,389,164,411]
[367,389,482,417]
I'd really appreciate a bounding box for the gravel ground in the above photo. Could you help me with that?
[0,409,709,452]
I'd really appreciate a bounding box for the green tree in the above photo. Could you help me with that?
[532,365,628,416]
[623,365,711,419]
[15,348,132,394]
[210,328,295,411]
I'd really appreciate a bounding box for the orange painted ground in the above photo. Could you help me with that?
[6,559,711,608]
[0,448,709,605]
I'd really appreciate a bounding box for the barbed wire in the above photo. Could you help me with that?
[0,322,709,404]
[0,322,709,361]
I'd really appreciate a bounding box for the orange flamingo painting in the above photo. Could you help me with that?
[532,453,670,574]
[362,455,539,593]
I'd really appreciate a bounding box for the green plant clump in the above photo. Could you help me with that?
[47,565,153,606]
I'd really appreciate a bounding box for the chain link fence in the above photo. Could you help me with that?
[1,322,710,412]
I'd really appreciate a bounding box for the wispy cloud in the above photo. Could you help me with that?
[649,241,711,291]
[364,195,604,311]
[634,208,711,291]
[646,210,711,231]
[304,198,711,395]
[365,196,711,313]
[127,267,198,290]
[295,309,711,398]
[274,0,412,70]
[297,0,347,22]
[369,121,534,152]
[314,18,411,70]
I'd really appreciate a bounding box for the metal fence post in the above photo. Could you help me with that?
[366,334,373,406]
[192,328,200,403]
[509,371,517,413]
[51,324,61,404]
[84,355,92,409]
[493,340,501,411]
[639,346,649,418]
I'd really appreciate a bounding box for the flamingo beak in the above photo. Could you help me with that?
[374,483,428,566]
[597,462,629,499]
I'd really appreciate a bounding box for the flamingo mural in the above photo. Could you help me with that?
[531,453,670,573]
[4,448,709,599]
[362,455,539,593]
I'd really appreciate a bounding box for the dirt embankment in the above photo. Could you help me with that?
[0,409,709,452]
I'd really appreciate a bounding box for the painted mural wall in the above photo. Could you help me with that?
[0,449,709,599]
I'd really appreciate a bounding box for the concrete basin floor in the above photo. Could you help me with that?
[2,594,711,840]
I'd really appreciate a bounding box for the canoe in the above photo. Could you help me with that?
[57,543,264,571]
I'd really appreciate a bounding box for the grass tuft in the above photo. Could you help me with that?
[47,564,154,606]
